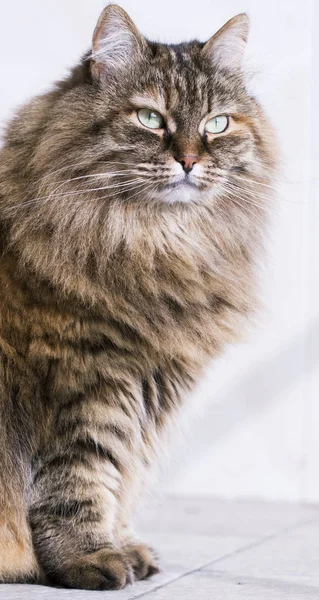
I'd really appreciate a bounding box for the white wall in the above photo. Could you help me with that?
[0,0,318,503]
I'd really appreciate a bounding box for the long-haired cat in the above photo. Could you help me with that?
[0,4,275,590]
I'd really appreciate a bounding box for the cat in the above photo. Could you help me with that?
[0,3,276,591]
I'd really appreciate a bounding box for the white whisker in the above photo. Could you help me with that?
[225,185,271,212]
[34,160,154,187]
[45,177,146,202]
[2,179,152,216]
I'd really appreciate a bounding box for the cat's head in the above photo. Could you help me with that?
[79,4,274,206]
[12,4,275,215]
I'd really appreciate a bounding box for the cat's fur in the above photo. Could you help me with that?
[0,4,276,590]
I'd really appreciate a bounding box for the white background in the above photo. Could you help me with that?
[0,1,318,503]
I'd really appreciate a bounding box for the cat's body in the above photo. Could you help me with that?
[0,5,275,590]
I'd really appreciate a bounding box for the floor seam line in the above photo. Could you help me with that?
[199,513,319,571]
[128,513,319,598]
[126,538,269,599]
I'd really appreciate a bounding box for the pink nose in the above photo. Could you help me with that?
[175,155,199,173]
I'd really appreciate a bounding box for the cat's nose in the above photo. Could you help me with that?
[175,155,199,174]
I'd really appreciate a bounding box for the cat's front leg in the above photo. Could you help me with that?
[0,363,41,584]
[29,392,156,590]
[0,487,41,584]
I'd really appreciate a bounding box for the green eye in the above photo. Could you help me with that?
[205,115,229,134]
[137,108,164,129]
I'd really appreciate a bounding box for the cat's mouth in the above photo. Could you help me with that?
[151,176,204,204]
[164,178,199,191]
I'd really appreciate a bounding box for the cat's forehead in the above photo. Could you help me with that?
[128,43,245,120]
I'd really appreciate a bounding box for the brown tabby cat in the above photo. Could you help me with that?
[0,3,276,591]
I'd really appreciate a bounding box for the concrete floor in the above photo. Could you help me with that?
[1,495,319,599]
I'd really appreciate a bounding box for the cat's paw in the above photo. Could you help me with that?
[48,548,134,590]
[123,542,160,581]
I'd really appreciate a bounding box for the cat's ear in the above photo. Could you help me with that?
[91,5,147,81]
[202,14,249,71]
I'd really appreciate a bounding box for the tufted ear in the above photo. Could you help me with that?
[202,14,249,71]
[91,4,147,81]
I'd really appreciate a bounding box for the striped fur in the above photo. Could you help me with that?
[0,5,276,590]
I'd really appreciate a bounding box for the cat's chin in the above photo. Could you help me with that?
[151,183,204,205]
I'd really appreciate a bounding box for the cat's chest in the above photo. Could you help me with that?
[27,294,211,407]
